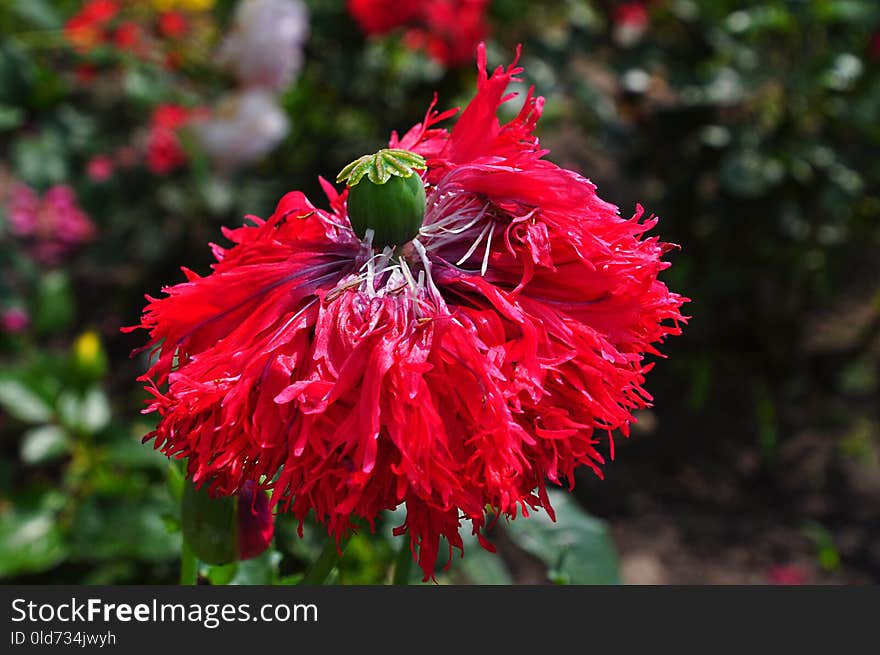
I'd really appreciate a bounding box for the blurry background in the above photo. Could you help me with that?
[1,0,878,584]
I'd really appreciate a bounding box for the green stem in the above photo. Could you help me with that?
[180,540,199,586]
[391,538,413,585]
[300,536,345,585]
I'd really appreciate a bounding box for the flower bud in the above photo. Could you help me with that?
[338,149,427,249]
[72,330,108,382]
[181,479,274,565]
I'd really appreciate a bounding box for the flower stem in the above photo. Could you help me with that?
[180,539,199,585]
[391,538,413,585]
[300,535,344,585]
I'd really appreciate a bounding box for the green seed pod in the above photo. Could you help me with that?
[337,148,427,249]
[347,174,426,248]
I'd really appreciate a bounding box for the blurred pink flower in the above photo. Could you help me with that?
[0,307,30,334]
[767,564,810,585]
[87,156,115,182]
[613,2,649,47]
[217,0,309,91]
[5,183,96,264]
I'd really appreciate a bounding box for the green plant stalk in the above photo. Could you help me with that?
[391,538,413,585]
[300,536,345,585]
[180,539,199,585]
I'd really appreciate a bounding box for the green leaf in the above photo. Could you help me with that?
[812,0,874,23]
[206,562,239,585]
[20,424,71,465]
[504,491,621,585]
[0,378,53,423]
[80,387,111,433]
[0,493,67,578]
[278,573,304,585]
[166,460,185,502]
[12,131,68,188]
[227,549,281,585]
[104,437,168,470]
[458,543,513,585]
[69,493,180,563]
[9,0,62,29]
[56,388,110,435]
[0,103,24,131]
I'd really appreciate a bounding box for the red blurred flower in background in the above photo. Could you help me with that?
[65,0,192,69]
[128,45,686,580]
[113,21,146,55]
[348,0,489,66]
[767,564,810,585]
[348,0,420,34]
[612,2,650,47]
[870,31,880,61]
[157,11,189,39]
[65,0,119,52]
[144,104,194,175]
[87,155,115,182]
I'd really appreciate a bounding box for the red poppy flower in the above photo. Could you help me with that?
[348,0,420,34]
[144,104,193,175]
[73,64,99,86]
[145,128,187,175]
[128,45,687,580]
[349,0,488,66]
[113,21,144,54]
[151,104,191,130]
[158,11,189,39]
[65,0,120,52]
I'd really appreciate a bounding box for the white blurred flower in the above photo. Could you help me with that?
[192,89,290,170]
[217,0,309,91]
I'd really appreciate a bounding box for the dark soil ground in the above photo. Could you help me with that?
[585,290,879,585]
[580,424,880,585]
[495,284,880,585]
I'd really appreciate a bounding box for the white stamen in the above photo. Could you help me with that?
[481,220,496,277]
[456,220,492,266]
[411,238,443,302]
